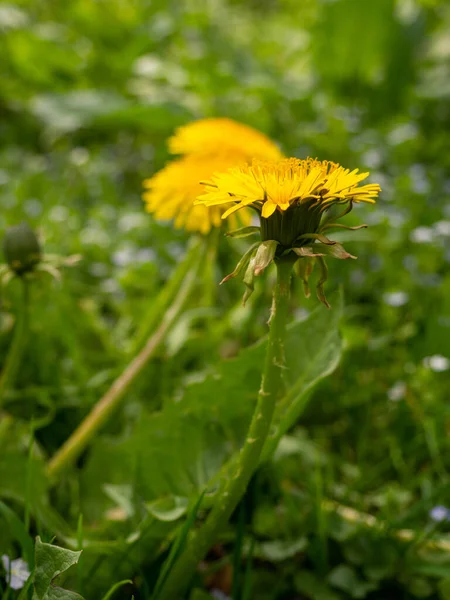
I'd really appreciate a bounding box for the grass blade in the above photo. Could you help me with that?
[152,490,206,600]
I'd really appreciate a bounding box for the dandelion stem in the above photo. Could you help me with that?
[129,237,203,356]
[155,255,294,600]
[202,227,220,306]
[47,252,202,479]
[0,278,29,409]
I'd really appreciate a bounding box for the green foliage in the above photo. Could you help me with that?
[100,580,133,600]
[33,538,83,600]
[0,0,450,598]
[80,292,342,520]
[0,501,34,567]
[152,491,206,600]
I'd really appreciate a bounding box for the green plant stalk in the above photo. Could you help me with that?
[202,227,219,307]
[0,279,29,409]
[155,256,293,600]
[130,237,204,356]
[47,259,201,479]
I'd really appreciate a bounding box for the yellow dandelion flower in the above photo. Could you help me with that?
[143,153,253,235]
[198,157,380,221]
[197,157,381,306]
[168,118,283,161]
[143,119,283,234]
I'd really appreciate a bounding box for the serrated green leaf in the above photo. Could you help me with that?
[33,537,83,600]
[37,588,84,600]
[263,289,343,458]
[81,292,342,514]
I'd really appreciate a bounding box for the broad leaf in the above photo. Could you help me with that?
[81,290,343,512]
[33,537,83,600]
[263,289,343,458]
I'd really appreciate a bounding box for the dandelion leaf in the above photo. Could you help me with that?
[33,537,83,600]
[81,291,342,511]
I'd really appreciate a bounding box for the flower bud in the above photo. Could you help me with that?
[3,222,41,275]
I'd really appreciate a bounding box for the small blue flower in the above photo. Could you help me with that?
[1,555,30,590]
[429,505,450,523]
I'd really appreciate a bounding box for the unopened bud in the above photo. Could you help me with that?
[3,222,41,276]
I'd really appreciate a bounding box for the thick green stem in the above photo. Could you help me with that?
[0,279,29,409]
[156,257,293,600]
[47,258,200,479]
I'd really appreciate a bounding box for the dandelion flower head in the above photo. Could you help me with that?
[197,156,381,306]
[142,118,283,234]
[198,157,380,221]
[167,118,283,161]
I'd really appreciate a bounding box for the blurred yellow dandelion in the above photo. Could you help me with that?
[143,154,245,235]
[142,119,283,234]
[167,118,283,160]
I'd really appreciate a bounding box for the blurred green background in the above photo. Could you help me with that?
[1,0,450,598]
